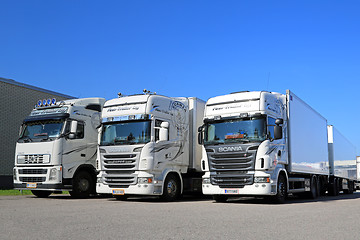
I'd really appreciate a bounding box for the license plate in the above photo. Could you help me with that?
[26,183,37,188]
[224,189,238,194]
[112,189,125,195]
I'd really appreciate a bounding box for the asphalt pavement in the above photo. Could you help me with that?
[1,193,360,240]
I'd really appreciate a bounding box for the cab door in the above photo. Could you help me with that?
[62,121,87,179]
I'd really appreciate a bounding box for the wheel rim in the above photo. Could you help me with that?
[78,178,90,192]
[166,179,177,197]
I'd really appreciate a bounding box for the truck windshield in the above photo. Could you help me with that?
[101,121,151,146]
[19,119,65,142]
[204,116,266,145]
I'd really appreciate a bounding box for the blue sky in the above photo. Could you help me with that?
[1,0,360,154]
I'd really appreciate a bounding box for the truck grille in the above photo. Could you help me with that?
[206,145,257,188]
[102,153,138,187]
[19,169,47,174]
[19,177,46,183]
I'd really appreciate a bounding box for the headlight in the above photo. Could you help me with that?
[49,168,57,180]
[138,177,153,184]
[17,155,26,164]
[254,177,270,183]
[202,178,210,184]
[133,147,143,152]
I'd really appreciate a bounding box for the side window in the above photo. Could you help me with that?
[267,117,276,140]
[76,122,85,139]
[155,119,163,142]
[64,121,84,139]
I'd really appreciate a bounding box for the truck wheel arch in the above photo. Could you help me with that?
[274,168,289,193]
[72,164,97,188]
[162,170,183,194]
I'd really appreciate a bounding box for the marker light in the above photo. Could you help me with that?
[47,99,51,106]
[43,99,47,106]
[51,98,56,105]
[37,100,42,107]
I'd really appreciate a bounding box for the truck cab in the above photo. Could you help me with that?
[96,91,205,201]
[200,91,288,202]
[13,97,105,198]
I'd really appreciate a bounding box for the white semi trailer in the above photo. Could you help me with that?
[327,125,357,194]
[96,91,205,201]
[199,90,356,203]
[13,98,105,198]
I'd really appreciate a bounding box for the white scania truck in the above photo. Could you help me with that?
[13,97,105,198]
[96,91,205,201]
[199,90,357,203]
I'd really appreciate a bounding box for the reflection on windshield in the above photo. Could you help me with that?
[101,121,151,146]
[20,120,65,141]
[204,117,266,145]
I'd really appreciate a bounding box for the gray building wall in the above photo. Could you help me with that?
[0,78,74,189]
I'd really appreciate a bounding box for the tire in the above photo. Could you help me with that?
[69,171,94,198]
[161,174,180,202]
[344,180,354,194]
[335,178,340,196]
[272,174,287,204]
[319,177,326,196]
[308,176,318,199]
[31,190,52,198]
[349,181,354,194]
[213,195,228,203]
[329,178,340,196]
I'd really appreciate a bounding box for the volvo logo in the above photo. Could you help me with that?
[218,146,243,152]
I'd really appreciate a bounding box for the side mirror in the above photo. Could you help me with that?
[274,118,283,140]
[68,121,78,139]
[198,126,204,145]
[159,122,169,142]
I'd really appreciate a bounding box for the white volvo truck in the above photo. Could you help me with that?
[13,97,105,198]
[199,90,356,203]
[96,91,205,201]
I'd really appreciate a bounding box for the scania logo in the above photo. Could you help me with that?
[218,146,243,152]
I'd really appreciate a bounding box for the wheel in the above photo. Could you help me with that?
[161,174,180,202]
[344,180,354,194]
[318,177,326,196]
[31,190,52,198]
[308,176,318,199]
[272,174,287,204]
[329,178,340,196]
[335,178,340,196]
[349,181,354,194]
[213,195,228,203]
[69,171,94,198]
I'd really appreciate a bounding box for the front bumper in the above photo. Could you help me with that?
[13,166,67,191]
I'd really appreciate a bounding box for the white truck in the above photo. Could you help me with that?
[96,91,205,201]
[199,90,356,203]
[327,125,357,194]
[13,97,105,198]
